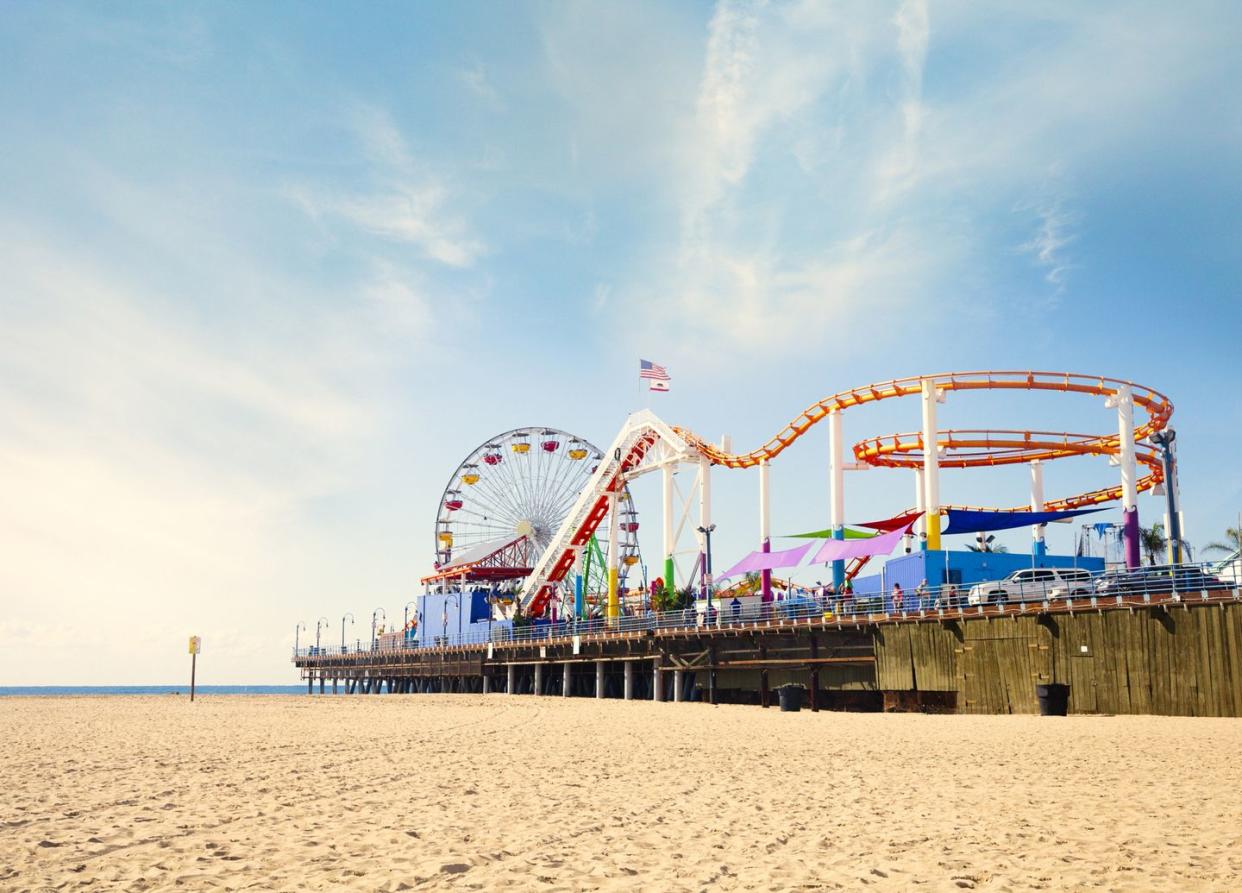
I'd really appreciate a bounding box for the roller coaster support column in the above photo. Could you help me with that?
[1108,384,1141,569]
[921,380,944,551]
[1030,460,1047,557]
[913,468,925,552]
[828,409,846,588]
[662,464,675,597]
[760,458,772,600]
[698,456,712,606]
[607,491,620,623]
[574,544,585,621]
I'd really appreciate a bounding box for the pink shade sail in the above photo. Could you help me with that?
[717,542,816,581]
[812,523,914,563]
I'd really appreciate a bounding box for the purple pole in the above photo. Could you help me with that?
[1123,507,1141,568]
[761,538,772,601]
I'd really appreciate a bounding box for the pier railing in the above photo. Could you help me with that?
[293,560,1241,659]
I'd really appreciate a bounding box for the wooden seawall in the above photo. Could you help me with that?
[877,600,1242,716]
[294,593,1242,716]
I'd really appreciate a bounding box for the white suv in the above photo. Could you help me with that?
[967,567,1095,605]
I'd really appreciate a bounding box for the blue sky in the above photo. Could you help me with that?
[2,2,1240,683]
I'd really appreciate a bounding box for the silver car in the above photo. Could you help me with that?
[967,567,1094,605]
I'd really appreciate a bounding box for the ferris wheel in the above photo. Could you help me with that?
[434,427,641,595]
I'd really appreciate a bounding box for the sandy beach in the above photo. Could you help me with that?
[3,696,1241,892]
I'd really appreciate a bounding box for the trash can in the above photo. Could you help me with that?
[777,685,804,713]
[1035,683,1070,716]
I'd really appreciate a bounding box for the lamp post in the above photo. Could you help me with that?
[294,621,306,655]
[697,523,717,614]
[444,592,460,645]
[371,607,386,650]
[1149,429,1181,565]
[341,612,354,652]
[315,617,329,654]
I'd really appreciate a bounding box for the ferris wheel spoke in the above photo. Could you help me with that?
[502,435,540,519]
[468,472,526,530]
[532,445,580,530]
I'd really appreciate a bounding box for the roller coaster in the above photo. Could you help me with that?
[428,371,1172,620]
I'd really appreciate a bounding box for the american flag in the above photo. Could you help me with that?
[639,359,670,381]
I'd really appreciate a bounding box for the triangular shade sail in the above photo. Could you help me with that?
[941,507,1105,536]
[784,527,877,539]
[717,542,816,581]
[812,522,914,563]
[856,509,925,532]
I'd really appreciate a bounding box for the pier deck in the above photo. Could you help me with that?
[294,587,1242,715]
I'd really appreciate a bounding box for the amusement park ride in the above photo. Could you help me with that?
[420,371,1174,627]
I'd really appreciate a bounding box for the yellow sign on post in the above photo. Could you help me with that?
[188,636,201,701]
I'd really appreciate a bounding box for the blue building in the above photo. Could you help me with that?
[852,549,1104,599]
[417,589,509,646]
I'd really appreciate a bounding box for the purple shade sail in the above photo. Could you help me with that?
[717,542,816,580]
[812,523,913,563]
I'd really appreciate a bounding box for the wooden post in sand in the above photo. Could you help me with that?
[708,644,717,705]
[759,643,770,708]
[624,661,634,700]
[534,663,543,696]
[808,634,819,712]
[188,636,200,702]
[507,664,516,694]
[563,662,572,697]
[673,669,683,702]
[653,657,664,702]
[595,661,605,698]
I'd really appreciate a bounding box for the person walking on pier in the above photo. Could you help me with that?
[892,583,904,614]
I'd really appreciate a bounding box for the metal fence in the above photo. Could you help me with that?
[294,559,1242,658]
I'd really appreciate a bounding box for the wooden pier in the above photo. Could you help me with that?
[294,590,1242,716]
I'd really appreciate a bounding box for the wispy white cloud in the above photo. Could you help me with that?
[606,0,1233,356]
[288,105,485,268]
[1018,191,1079,290]
[459,61,501,104]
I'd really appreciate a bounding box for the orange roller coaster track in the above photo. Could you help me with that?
[673,370,1172,513]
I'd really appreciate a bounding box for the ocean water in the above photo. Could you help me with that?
[0,685,307,697]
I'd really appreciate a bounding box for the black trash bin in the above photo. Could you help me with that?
[1035,683,1070,716]
[777,685,804,713]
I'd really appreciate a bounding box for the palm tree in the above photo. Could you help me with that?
[1204,527,1242,557]
[1137,523,1192,565]
[1139,523,1166,566]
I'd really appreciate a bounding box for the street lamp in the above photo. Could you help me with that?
[294,621,306,655]
[697,523,717,614]
[444,592,462,645]
[371,607,386,650]
[341,612,354,652]
[1149,429,1182,565]
[315,617,329,654]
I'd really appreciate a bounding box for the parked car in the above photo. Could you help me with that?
[776,594,820,619]
[967,567,1095,605]
[1093,565,1224,598]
